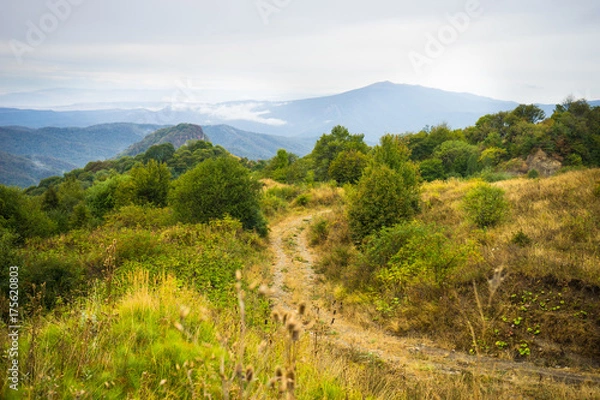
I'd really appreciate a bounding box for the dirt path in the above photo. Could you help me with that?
[268,211,600,386]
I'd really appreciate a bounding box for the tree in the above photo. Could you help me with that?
[264,149,300,183]
[0,185,55,240]
[170,157,267,235]
[510,104,546,124]
[130,160,171,207]
[328,150,368,185]
[433,140,481,178]
[419,158,446,182]
[143,143,176,164]
[310,125,369,181]
[347,136,420,242]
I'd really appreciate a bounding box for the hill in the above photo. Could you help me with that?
[0,151,76,187]
[120,123,209,157]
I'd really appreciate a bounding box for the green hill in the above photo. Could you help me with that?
[120,123,208,157]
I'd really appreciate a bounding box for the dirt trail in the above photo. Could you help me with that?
[268,211,600,386]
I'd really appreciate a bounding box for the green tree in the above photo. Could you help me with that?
[143,143,176,164]
[347,136,420,242]
[310,125,369,181]
[0,185,55,240]
[130,160,171,207]
[434,140,481,178]
[328,150,368,185]
[419,158,446,182]
[170,157,267,235]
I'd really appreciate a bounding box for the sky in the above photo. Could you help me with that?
[0,0,599,105]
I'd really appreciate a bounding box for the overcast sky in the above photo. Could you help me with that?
[0,0,598,104]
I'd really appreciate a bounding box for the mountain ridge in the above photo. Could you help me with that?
[2,82,597,141]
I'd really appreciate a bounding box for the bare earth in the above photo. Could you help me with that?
[268,211,600,386]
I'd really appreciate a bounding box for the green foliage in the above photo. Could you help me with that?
[328,149,368,185]
[0,185,55,240]
[293,193,311,207]
[104,205,174,230]
[21,254,85,309]
[434,140,481,178]
[310,125,369,181]
[129,160,171,207]
[347,135,420,242]
[309,217,330,245]
[419,158,445,182]
[479,147,508,168]
[142,142,175,163]
[511,230,533,247]
[462,183,509,228]
[170,157,267,235]
[405,124,457,162]
[527,169,540,179]
[364,222,475,295]
[348,167,420,243]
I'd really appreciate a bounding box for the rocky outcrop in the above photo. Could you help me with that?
[526,149,562,176]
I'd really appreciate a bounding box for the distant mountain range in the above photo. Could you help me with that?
[3,82,597,142]
[0,123,314,187]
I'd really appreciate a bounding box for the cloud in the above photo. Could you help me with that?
[196,102,287,126]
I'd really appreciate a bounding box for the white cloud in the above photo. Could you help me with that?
[196,102,287,126]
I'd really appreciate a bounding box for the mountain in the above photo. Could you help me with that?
[202,125,314,159]
[121,123,315,160]
[0,151,76,188]
[3,82,597,141]
[0,123,161,167]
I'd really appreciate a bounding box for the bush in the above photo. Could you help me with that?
[265,185,303,201]
[293,193,311,207]
[21,255,85,309]
[170,157,267,236]
[364,222,475,294]
[104,205,174,229]
[419,158,446,182]
[462,183,509,228]
[348,164,420,243]
[328,150,368,185]
[527,169,540,179]
[308,217,329,246]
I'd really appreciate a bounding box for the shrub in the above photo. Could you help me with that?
[170,157,267,236]
[308,217,329,246]
[293,193,311,207]
[265,185,303,201]
[347,136,421,242]
[129,159,171,207]
[348,165,420,243]
[419,158,446,182]
[462,183,509,228]
[527,169,540,179]
[511,230,533,247]
[328,150,368,185]
[104,205,174,229]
